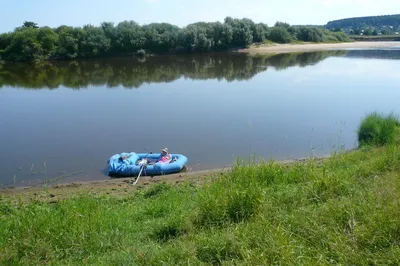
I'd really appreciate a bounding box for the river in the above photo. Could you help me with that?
[1,49,400,187]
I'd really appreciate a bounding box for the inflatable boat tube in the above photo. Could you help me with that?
[107,152,188,177]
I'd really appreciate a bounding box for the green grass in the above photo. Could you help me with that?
[2,131,400,264]
[358,112,400,147]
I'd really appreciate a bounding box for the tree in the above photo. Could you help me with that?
[224,17,253,47]
[0,16,351,62]
[55,26,81,59]
[22,21,39,29]
[381,28,391,35]
[275,21,290,29]
[269,27,293,43]
[353,28,361,35]
[363,28,372,36]
[326,14,400,31]
[0,33,12,51]
[114,21,145,52]
[142,23,179,53]
[252,23,269,43]
[37,27,58,56]
[79,25,111,57]
[4,28,41,61]
[101,22,117,49]
[296,27,325,42]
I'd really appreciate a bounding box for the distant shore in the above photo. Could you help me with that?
[239,41,400,54]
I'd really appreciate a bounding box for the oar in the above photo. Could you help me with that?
[132,163,145,186]
[132,150,153,186]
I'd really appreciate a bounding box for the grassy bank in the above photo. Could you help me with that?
[1,113,400,265]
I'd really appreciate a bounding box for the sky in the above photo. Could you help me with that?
[1,0,399,33]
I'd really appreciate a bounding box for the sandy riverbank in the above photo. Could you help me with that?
[0,156,321,201]
[239,41,400,54]
[0,167,232,202]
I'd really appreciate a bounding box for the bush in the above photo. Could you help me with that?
[295,27,351,43]
[268,27,293,43]
[136,49,146,56]
[332,31,351,42]
[357,112,400,147]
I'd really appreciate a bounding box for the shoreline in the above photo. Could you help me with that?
[0,156,327,200]
[0,167,231,202]
[239,41,400,54]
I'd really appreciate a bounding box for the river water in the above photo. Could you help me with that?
[1,49,400,187]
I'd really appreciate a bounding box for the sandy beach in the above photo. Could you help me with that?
[239,41,400,54]
[0,167,231,202]
[0,156,322,201]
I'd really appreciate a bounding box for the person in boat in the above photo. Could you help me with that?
[157,148,171,163]
[137,148,176,166]
[146,148,173,165]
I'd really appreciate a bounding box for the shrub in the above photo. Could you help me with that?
[269,27,293,43]
[136,49,146,56]
[357,112,400,147]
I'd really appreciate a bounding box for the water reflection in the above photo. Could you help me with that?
[0,51,348,90]
[343,49,400,60]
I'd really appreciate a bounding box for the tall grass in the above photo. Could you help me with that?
[2,123,400,264]
[357,112,400,147]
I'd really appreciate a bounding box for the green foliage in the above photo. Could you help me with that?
[269,27,293,43]
[326,14,400,35]
[55,26,81,59]
[252,23,269,43]
[22,21,39,29]
[275,21,291,29]
[294,26,351,42]
[357,112,400,147]
[79,25,111,57]
[0,33,12,51]
[0,18,351,61]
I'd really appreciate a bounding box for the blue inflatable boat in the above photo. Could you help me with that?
[107,152,188,177]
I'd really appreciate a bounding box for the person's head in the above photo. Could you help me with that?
[161,148,168,155]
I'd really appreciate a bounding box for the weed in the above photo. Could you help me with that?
[143,182,171,199]
[357,112,400,147]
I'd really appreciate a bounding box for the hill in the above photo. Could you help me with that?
[326,14,400,34]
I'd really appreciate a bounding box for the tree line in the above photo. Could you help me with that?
[326,14,400,35]
[0,18,349,61]
[0,51,347,89]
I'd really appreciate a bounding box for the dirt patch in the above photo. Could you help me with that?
[0,168,230,203]
[239,41,400,54]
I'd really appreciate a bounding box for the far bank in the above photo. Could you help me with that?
[239,41,400,54]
